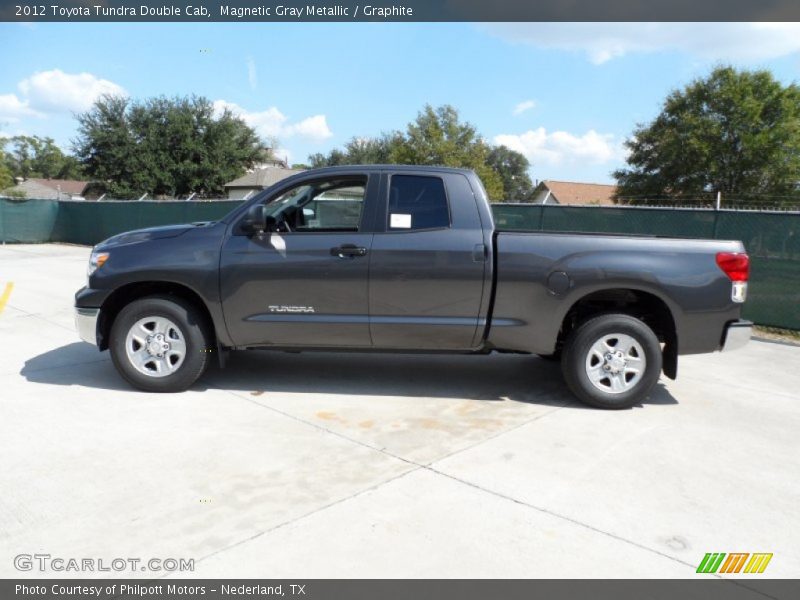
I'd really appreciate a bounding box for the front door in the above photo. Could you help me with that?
[220,174,376,348]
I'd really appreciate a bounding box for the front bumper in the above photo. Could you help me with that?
[75,307,100,346]
[721,320,752,352]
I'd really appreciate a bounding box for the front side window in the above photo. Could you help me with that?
[263,177,366,232]
[388,175,450,231]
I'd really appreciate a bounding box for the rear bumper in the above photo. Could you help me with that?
[75,307,100,346]
[721,320,752,352]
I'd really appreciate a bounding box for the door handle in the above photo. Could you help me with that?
[331,244,368,258]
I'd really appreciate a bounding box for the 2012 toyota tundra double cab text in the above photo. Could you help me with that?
[74,165,752,409]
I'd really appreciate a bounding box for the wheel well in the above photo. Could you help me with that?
[557,289,678,379]
[97,281,216,351]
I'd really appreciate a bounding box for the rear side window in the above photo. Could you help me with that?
[388,175,450,231]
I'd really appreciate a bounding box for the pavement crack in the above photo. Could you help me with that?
[222,388,421,467]
[425,468,796,599]
[182,387,783,594]
[223,388,574,472]
[418,462,783,600]
[182,464,421,572]
[420,399,575,468]
[428,464,694,566]
[4,303,76,332]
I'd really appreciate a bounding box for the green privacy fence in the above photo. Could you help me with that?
[2,198,799,329]
[0,198,242,245]
[52,199,243,246]
[0,198,60,243]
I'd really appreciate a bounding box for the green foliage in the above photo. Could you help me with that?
[0,161,14,190]
[615,66,800,205]
[308,104,524,201]
[392,105,505,200]
[1,135,84,180]
[487,145,535,201]
[73,95,270,198]
[2,188,27,199]
[309,133,401,168]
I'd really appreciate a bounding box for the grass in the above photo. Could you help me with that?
[753,325,800,345]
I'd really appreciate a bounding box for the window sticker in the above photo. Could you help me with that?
[390,213,412,229]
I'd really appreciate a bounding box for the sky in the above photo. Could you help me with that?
[2,22,800,184]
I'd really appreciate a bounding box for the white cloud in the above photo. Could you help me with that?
[214,100,285,137]
[246,57,257,90]
[18,69,126,113]
[512,100,536,116]
[484,23,800,64]
[0,93,43,123]
[494,128,622,167]
[214,100,333,143]
[283,114,333,141]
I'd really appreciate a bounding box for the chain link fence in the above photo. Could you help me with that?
[2,198,798,330]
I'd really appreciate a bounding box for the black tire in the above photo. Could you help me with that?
[109,295,213,392]
[561,313,662,409]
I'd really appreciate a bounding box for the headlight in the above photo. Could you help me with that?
[87,250,109,278]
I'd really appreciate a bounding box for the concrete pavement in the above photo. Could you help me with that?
[0,244,798,579]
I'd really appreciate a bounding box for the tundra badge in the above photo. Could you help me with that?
[268,305,315,313]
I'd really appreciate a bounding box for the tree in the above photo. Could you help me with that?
[487,145,535,201]
[73,95,270,198]
[307,105,508,201]
[390,105,504,200]
[614,66,800,205]
[0,161,14,191]
[2,135,84,180]
[309,133,402,168]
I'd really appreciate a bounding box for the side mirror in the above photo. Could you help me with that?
[242,205,267,234]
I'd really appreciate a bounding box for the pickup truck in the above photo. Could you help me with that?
[74,165,752,409]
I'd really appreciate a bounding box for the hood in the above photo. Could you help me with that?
[97,222,211,249]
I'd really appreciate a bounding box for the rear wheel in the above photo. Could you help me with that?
[109,296,212,392]
[561,313,661,409]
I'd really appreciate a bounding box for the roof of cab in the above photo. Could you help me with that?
[299,164,477,176]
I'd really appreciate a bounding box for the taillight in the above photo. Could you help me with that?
[716,252,750,282]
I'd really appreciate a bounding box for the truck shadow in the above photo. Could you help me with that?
[21,343,678,408]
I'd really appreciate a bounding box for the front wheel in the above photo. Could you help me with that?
[109,296,212,392]
[561,314,662,409]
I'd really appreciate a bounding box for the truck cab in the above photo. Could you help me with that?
[220,166,492,351]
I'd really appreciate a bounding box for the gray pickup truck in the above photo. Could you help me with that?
[74,165,751,408]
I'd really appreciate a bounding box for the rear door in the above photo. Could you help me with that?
[367,171,488,349]
[219,172,378,348]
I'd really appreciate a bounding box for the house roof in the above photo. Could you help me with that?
[26,178,89,195]
[224,166,304,189]
[539,180,617,206]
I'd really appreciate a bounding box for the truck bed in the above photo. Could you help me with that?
[487,230,744,356]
